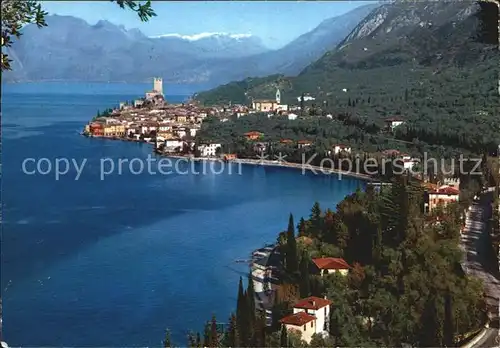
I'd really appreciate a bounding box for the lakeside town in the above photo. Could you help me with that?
[83,78,421,175]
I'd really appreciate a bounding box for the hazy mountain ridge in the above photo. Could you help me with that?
[194,1,498,105]
[3,5,377,85]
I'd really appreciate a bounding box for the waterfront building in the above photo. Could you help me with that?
[311,257,350,276]
[89,122,104,136]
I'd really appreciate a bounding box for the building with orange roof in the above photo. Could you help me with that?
[280,296,332,343]
[311,257,350,276]
[424,185,460,213]
[244,131,263,141]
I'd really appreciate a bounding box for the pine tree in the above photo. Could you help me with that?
[298,217,307,236]
[310,202,322,235]
[286,213,299,274]
[280,325,288,347]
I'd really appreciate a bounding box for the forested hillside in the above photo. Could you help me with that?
[194,1,499,156]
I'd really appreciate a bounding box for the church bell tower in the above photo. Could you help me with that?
[275,88,281,105]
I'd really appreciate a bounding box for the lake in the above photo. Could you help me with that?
[1,82,364,346]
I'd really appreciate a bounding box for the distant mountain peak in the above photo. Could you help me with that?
[150,32,253,41]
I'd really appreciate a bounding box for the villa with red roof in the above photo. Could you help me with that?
[424,185,460,213]
[311,257,351,276]
[280,296,332,343]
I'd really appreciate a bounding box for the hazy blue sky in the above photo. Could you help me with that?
[42,1,376,48]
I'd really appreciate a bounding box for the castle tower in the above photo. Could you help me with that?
[275,88,281,105]
[153,77,163,95]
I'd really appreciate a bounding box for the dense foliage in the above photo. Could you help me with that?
[171,174,489,347]
[195,1,499,158]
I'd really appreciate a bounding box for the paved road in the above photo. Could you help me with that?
[461,191,500,347]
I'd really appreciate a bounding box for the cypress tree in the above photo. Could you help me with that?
[196,332,201,348]
[225,314,239,348]
[203,321,211,347]
[280,325,288,347]
[210,314,218,347]
[163,328,171,348]
[443,290,454,347]
[246,271,256,323]
[236,276,245,323]
[187,331,196,348]
[286,213,298,274]
[299,251,311,298]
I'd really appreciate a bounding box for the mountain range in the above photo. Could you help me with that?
[2,4,378,87]
[194,0,498,105]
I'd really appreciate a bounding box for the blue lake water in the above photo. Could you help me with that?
[1,83,364,346]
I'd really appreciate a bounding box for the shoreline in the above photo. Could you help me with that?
[157,155,373,181]
[82,133,373,181]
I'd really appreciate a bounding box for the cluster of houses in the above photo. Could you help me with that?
[250,246,351,344]
[83,78,228,156]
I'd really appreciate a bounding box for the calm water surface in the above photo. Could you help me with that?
[2,83,364,346]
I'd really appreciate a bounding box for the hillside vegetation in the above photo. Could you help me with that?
[195,1,499,156]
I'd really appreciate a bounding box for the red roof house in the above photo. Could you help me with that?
[312,257,351,276]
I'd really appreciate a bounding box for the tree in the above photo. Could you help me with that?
[299,250,311,298]
[163,328,172,348]
[224,314,239,348]
[286,213,299,274]
[280,325,289,347]
[1,0,156,70]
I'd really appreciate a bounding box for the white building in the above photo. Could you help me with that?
[403,158,420,171]
[297,95,315,102]
[331,144,352,155]
[385,118,404,130]
[164,139,184,149]
[189,127,199,137]
[280,296,332,344]
[198,143,221,157]
[288,113,298,121]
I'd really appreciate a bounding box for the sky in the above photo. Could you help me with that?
[42,1,376,49]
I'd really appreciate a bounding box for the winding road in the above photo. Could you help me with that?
[460,189,500,347]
